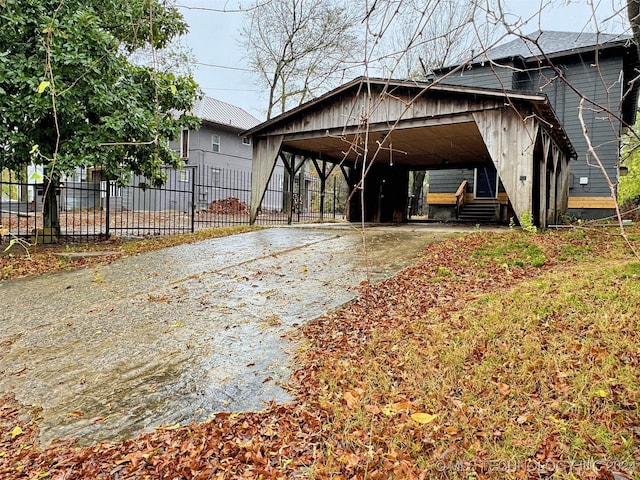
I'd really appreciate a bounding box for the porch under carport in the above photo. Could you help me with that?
[243,77,576,228]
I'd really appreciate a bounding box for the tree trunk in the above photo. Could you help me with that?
[42,177,60,242]
[410,171,426,216]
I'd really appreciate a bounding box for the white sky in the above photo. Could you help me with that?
[176,0,629,121]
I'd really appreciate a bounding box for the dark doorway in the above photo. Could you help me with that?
[475,164,498,198]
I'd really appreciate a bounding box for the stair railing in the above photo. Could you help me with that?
[455,180,468,219]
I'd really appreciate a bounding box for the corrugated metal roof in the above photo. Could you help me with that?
[192,96,262,131]
[484,30,629,61]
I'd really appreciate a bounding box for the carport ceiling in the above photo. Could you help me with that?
[283,121,491,169]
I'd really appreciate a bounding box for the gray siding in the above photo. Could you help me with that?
[188,125,253,172]
[536,54,623,199]
[428,169,474,193]
[437,52,625,202]
[438,64,514,90]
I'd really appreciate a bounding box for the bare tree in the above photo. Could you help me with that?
[376,0,497,79]
[365,0,500,215]
[241,0,363,120]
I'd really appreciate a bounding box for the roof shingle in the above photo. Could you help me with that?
[484,30,629,61]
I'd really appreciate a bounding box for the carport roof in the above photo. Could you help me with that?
[243,77,575,169]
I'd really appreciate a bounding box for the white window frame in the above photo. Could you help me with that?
[179,169,190,183]
[211,134,220,153]
[242,136,251,146]
[180,129,189,158]
[210,167,221,187]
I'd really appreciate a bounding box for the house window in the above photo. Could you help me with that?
[212,134,220,152]
[210,167,221,187]
[179,169,189,183]
[242,136,251,146]
[181,129,189,158]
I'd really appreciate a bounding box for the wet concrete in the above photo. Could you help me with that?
[0,223,494,446]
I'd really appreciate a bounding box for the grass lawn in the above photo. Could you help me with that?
[1,226,639,479]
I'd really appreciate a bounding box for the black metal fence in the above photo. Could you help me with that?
[0,166,348,243]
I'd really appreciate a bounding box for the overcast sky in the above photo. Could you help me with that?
[176,0,629,121]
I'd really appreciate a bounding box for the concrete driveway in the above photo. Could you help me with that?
[0,223,492,446]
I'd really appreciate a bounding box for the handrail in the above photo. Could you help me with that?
[455,180,468,219]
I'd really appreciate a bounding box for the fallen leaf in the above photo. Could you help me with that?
[497,382,511,396]
[391,401,412,412]
[516,413,533,424]
[410,413,437,424]
[365,404,381,415]
[155,423,181,431]
[444,426,460,435]
[343,391,359,408]
[11,426,23,439]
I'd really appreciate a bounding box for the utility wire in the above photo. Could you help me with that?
[196,61,253,72]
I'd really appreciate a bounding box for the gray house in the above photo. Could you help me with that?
[429,30,639,223]
[69,97,280,216]
[97,96,276,214]
[170,96,266,211]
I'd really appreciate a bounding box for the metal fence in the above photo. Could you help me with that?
[0,166,348,243]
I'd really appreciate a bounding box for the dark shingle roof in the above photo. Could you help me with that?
[192,97,262,131]
[484,30,630,61]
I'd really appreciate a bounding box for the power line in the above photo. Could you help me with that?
[175,1,269,13]
[196,61,253,72]
[200,86,262,92]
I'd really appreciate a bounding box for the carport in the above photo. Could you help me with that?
[243,77,576,228]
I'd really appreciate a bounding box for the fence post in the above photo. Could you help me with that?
[333,177,337,220]
[105,179,110,239]
[190,167,196,233]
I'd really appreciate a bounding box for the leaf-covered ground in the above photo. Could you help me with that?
[1,226,639,479]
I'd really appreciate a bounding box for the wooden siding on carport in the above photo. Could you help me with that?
[250,135,283,223]
[258,91,510,143]
[473,109,540,222]
[246,78,573,227]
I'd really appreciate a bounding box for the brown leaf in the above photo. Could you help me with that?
[444,426,460,436]
[497,382,511,396]
[343,391,359,408]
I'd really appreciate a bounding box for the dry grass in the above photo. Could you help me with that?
[294,227,640,479]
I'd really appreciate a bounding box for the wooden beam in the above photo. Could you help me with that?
[567,197,617,209]
[474,110,539,224]
[250,135,283,224]
[426,193,457,205]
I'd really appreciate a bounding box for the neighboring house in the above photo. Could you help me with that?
[429,30,639,222]
[169,96,268,211]
[69,96,276,214]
